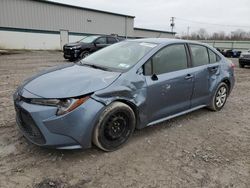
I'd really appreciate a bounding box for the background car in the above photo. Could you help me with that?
[239,49,250,68]
[63,35,121,61]
[224,49,242,58]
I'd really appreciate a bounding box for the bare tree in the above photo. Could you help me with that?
[231,29,249,40]
[180,28,250,41]
[197,28,209,40]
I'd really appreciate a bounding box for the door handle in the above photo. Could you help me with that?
[208,66,218,72]
[185,74,194,80]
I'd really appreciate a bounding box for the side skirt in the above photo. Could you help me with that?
[147,105,207,126]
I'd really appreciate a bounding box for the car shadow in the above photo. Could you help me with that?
[27,107,211,160]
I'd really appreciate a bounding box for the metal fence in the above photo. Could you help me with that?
[199,40,250,51]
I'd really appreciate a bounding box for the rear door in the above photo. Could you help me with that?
[188,44,220,107]
[144,44,194,123]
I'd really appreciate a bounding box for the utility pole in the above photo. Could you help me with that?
[187,26,190,40]
[170,17,175,33]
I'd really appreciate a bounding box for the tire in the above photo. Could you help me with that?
[239,63,244,68]
[79,51,90,59]
[93,102,136,151]
[208,82,229,111]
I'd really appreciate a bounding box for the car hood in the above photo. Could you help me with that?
[20,64,121,98]
[64,42,86,47]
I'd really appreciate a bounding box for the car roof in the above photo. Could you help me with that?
[90,35,118,38]
[129,38,205,45]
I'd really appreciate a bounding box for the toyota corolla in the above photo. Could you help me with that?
[13,39,235,151]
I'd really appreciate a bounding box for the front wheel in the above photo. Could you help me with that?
[93,102,136,151]
[79,51,90,59]
[208,82,229,111]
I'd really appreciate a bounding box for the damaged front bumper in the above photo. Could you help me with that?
[14,97,105,149]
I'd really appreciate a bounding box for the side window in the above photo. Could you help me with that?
[148,44,188,75]
[95,37,107,44]
[208,49,220,64]
[190,44,209,67]
[144,59,152,75]
[107,37,117,44]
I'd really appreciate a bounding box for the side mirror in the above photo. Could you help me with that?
[151,74,158,81]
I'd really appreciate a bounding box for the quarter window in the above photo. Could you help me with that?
[190,44,209,67]
[144,44,188,75]
[208,49,220,63]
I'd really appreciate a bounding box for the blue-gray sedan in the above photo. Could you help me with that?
[13,39,235,151]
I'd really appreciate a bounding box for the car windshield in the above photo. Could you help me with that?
[79,36,100,43]
[81,41,158,71]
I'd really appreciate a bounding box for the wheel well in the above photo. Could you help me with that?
[222,79,231,91]
[81,49,90,53]
[115,100,140,128]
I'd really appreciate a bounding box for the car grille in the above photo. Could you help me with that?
[64,48,72,55]
[242,54,250,58]
[15,106,46,144]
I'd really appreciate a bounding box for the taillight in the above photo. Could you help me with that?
[230,62,236,69]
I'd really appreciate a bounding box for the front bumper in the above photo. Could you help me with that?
[239,58,250,65]
[14,98,105,149]
[63,48,81,60]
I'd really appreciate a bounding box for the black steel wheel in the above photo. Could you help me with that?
[93,102,136,151]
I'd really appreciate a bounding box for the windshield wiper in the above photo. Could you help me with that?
[81,63,109,71]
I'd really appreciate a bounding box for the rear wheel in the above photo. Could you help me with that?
[93,102,136,151]
[208,82,229,111]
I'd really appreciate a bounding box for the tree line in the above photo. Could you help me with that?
[180,29,250,40]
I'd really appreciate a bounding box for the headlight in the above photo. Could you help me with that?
[30,99,60,106]
[30,96,90,116]
[56,97,89,115]
[72,45,81,49]
[239,54,244,58]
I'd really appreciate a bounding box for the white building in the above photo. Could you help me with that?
[0,0,175,50]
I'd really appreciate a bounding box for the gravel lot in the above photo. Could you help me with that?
[0,51,249,188]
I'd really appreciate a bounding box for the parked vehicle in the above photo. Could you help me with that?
[14,39,235,151]
[239,50,250,68]
[63,35,120,61]
[224,49,241,58]
[216,48,222,53]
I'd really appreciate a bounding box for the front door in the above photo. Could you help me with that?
[94,37,108,51]
[144,44,194,124]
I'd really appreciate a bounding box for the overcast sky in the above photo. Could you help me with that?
[51,0,250,35]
